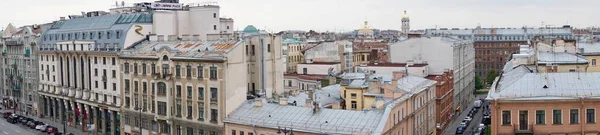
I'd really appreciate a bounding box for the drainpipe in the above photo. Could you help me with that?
[260,34,266,98]
[581,97,584,135]
[271,34,277,99]
[494,98,498,135]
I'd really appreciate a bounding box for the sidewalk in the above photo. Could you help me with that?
[0,109,88,135]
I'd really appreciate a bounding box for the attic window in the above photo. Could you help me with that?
[543,85,548,89]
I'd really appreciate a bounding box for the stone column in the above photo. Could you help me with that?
[110,111,116,135]
[100,109,106,134]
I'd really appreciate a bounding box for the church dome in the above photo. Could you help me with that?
[243,25,259,33]
[402,10,409,19]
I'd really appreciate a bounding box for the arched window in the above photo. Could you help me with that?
[157,82,167,96]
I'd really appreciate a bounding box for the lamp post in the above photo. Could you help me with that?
[135,106,142,135]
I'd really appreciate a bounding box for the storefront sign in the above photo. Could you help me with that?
[150,2,183,10]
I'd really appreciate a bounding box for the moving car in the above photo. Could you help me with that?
[455,127,465,134]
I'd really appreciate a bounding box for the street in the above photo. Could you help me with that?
[442,94,489,135]
[0,109,65,135]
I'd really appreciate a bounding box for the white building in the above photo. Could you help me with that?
[389,36,475,112]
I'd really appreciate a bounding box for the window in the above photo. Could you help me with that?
[187,103,192,119]
[162,64,169,75]
[113,83,116,91]
[199,129,205,135]
[210,131,216,135]
[134,63,138,74]
[593,59,597,66]
[107,32,111,39]
[197,66,203,78]
[102,57,106,65]
[187,86,192,98]
[176,103,182,117]
[98,32,102,39]
[143,82,147,94]
[112,70,116,78]
[232,130,236,135]
[251,45,255,55]
[587,109,595,123]
[124,63,130,73]
[125,79,130,93]
[161,123,170,134]
[134,81,138,92]
[151,83,155,94]
[142,63,147,74]
[553,110,562,124]
[351,93,357,99]
[502,111,511,125]
[571,109,579,124]
[210,67,217,79]
[210,88,218,101]
[198,107,204,120]
[116,31,121,39]
[176,65,181,77]
[112,57,115,65]
[186,65,192,77]
[351,101,357,109]
[176,85,182,97]
[125,97,130,108]
[158,101,167,115]
[198,87,204,100]
[569,69,576,72]
[151,63,156,74]
[94,69,98,76]
[95,81,98,88]
[536,110,545,124]
[245,45,248,55]
[240,131,244,135]
[157,82,166,96]
[113,96,117,104]
[213,13,216,18]
[210,109,218,122]
[267,44,271,52]
[213,25,217,30]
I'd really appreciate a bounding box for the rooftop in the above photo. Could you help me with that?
[225,100,384,135]
[578,42,600,55]
[50,13,152,31]
[366,62,428,67]
[284,73,328,81]
[395,75,436,93]
[536,51,588,64]
[120,39,241,59]
[287,84,342,108]
[488,66,600,100]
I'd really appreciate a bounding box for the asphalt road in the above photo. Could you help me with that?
[0,110,63,135]
[442,94,488,135]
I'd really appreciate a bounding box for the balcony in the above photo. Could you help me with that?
[513,124,533,134]
[75,88,83,99]
[5,40,23,46]
[68,87,75,97]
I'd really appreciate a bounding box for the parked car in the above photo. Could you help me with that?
[27,121,41,128]
[40,125,49,132]
[459,121,467,128]
[20,117,32,124]
[455,127,465,134]
[45,126,58,133]
[36,124,48,130]
[7,115,20,123]
[464,117,473,123]
[2,112,12,118]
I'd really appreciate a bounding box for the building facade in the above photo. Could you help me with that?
[389,36,475,114]
[426,71,454,135]
[242,26,285,98]
[282,38,304,73]
[2,24,46,116]
[119,37,247,135]
[37,12,154,135]
[488,66,600,135]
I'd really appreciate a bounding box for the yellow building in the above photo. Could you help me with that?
[535,52,588,73]
[283,38,304,73]
[578,42,600,72]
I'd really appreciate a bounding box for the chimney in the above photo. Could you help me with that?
[312,102,320,113]
[168,35,177,41]
[279,97,288,105]
[181,35,190,41]
[392,71,406,80]
[375,99,385,110]
[305,99,312,108]
[157,35,165,42]
[192,35,200,41]
[253,98,263,107]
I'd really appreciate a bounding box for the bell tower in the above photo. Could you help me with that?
[401,10,410,34]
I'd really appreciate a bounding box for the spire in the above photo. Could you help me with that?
[364,21,369,29]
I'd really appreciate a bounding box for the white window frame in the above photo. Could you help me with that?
[501,110,512,125]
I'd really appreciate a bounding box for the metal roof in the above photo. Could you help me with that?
[120,39,242,58]
[536,51,588,64]
[287,84,342,108]
[395,75,436,93]
[225,101,384,135]
[488,67,600,100]
[578,42,600,55]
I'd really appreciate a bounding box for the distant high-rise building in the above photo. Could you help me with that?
[401,10,410,34]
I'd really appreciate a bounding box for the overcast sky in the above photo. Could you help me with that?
[1,0,598,32]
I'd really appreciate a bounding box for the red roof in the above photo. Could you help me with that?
[366,63,428,67]
[425,75,440,80]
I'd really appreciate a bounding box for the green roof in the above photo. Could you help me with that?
[243,25,258,33]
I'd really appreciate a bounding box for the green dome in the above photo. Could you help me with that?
[243,25,258,33]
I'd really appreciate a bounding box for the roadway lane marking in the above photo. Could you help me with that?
[0,123,4,125]
[2,131,7,134]
[14,130,19,133]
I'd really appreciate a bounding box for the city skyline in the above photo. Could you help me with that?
[1,0,599,32]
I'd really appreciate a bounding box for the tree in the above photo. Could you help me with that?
[475,76,484,90]
[486,70,499,85]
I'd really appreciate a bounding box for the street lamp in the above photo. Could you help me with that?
[135,106,143,135]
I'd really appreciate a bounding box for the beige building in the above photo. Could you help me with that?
[118,35,247,135]
[283,38,304,73]
[224,71,437,135]
[487,65,600,135]
[243,25,285,98]
[578,42,600,72]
